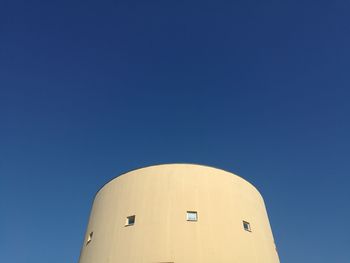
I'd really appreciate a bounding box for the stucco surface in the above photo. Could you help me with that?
[78,164,280,263]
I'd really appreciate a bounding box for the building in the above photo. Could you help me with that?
[78,164,280,263]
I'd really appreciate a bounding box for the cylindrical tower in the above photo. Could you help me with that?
[78,164,280,263]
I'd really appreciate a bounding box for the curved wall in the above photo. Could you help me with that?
[78,164,280,263]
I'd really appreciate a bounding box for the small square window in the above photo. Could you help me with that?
[187,211,197,221]
[86,231,93,245]
[125,215,136,226]
[243,221,251,232]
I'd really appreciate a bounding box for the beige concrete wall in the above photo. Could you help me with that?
[78,164,280,263]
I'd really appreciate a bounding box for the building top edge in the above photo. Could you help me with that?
[93,163,263,200]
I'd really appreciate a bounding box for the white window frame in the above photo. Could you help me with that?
[186,211,198,221]
[86,231,93,245]
[243,221,251,232]
[125,215,136,226]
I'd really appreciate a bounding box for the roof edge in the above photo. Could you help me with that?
[93,163,263,200]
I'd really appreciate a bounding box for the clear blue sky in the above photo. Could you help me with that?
[1,1,349,262]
